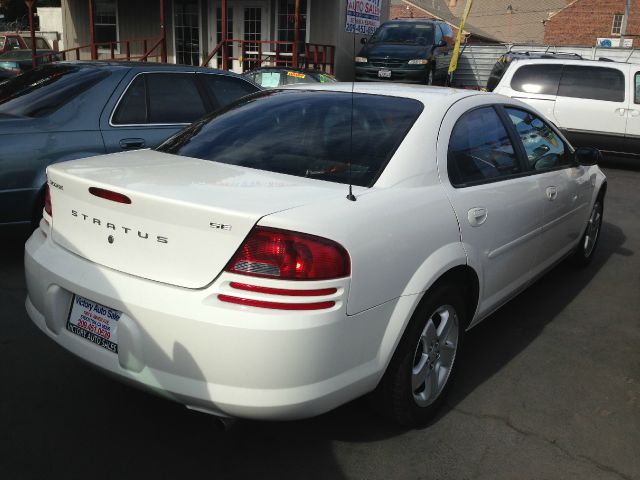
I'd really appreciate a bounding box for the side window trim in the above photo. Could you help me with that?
[497,104,577,174]
[494,105,531,174]
[447,104,523,188]
[448,103,577,189]
[110,71,199,127]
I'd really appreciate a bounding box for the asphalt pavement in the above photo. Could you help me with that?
[1,166,638,480]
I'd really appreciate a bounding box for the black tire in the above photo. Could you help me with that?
[372,283,465,427]
[571,196,604,267]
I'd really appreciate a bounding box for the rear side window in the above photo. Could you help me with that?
[511,64,563,95]
[558,66,625,102]
[112,75,146,124]
[0,65,110,117]
[113,73,207,125]
[200,74,259,109]
[158,90,423,187]
[448,107,521,187]
[147,73,206,123]
[486,58,509,92]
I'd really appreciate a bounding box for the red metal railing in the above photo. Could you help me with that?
[203,39,335,73]
[49,38,164,63]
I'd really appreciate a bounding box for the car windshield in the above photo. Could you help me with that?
[158,90,423,187]
[0,50,50,60]
[0,64,110,117]
[369,23,434,45]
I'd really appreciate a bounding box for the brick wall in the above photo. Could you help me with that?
[389,4,436,20]
[545,0,640,46]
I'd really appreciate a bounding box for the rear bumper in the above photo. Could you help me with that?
[24,227,397,420]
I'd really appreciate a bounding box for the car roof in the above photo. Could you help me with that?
[283,82,484,110]
[508,58,628,68]
[36,60,245,76]
[244,67,328,75]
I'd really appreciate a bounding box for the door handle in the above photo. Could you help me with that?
[615,108,627,116]
[467,207,488,227]
[546,186,558,201]
[119,138,146,150]
[631,110,640,118]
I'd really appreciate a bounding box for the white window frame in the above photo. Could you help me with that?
[95,0,120,53]
[172,0,203,66]
[275,0,310,44]
[612,13,624,36]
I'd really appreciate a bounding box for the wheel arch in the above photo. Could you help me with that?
[374,256,480,385]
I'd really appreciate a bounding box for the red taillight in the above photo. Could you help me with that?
[218,295,335,310]
[229,282,337,297]
[44,185,52,216]
[89,187,132,204]
[225,227,350,280]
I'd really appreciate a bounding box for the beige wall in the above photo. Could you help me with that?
[60,0,389,73]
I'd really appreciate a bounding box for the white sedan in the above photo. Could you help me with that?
[24,84,606,426]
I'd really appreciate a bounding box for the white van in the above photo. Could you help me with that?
[493,58,640,159]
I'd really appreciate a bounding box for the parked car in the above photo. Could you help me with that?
[25,84,606,427]
[485,51,583,92]
[492,58,640,159]
[243,67,336,88]
[0,49,60,74]
[0,66,16,80]
[0,61,260,233]
[0,32,51,54]
[355,19,454,84]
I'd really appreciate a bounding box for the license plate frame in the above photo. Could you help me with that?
[378,68,391,79]
[66,295,121,354]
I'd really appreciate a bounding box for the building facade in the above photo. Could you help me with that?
[545,0,638,48]
[60,0,390,79]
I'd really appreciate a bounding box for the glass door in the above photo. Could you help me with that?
[174,0,200,66]
[216,6,234,68]
[243,7,262,70]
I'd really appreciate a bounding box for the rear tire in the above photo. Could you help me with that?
[373,283,465,427]
[571,197,603,267]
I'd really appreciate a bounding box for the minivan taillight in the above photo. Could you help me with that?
[44,185,52,217]
[225,227,350,280]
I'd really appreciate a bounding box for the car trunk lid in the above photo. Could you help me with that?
[47,149,347,289]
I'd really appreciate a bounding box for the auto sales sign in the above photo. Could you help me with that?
[346,0,381,35]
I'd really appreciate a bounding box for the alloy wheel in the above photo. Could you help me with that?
[411,304,459,407]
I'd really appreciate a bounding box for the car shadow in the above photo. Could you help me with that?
[1,214,629,479]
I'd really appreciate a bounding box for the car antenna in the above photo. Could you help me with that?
[346,31,357,202]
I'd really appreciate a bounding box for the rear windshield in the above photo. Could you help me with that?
[369,23,434,45]
[0,64,110,117]
[158,90,423,187]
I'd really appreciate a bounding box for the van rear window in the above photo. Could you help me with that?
[558,66,625,102]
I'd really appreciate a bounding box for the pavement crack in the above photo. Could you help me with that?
[452,406,634,480]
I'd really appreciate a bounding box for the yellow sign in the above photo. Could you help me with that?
[287,71,306,79]
[448,0,474,75]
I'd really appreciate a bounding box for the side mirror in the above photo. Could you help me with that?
[574,146,602,166]
[360,37,368,45]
